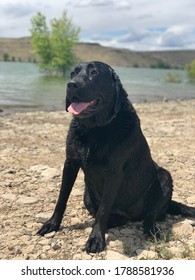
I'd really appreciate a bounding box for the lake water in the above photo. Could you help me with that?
[0,62,194,113]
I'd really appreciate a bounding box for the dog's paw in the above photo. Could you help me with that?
[37,218,60,236]
[85,233,106,253]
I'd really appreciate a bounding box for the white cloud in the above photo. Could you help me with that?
[114,1,131,9]
[157,25,195,49]
[0,0,41,18]
[117,28,149,43]
[71,0,113,8]
[0,0,195,50]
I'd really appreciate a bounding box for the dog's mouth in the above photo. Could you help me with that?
[67,99,99,115]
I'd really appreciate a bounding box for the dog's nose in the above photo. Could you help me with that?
[67,81,80,90]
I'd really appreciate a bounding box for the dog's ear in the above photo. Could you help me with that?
[65,96,70,112]
[110,68,127,114]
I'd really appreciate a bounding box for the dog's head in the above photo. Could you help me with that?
[66,61,128,127]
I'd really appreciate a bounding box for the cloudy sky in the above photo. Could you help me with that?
[0,0,195,51]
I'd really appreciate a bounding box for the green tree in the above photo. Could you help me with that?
[30,11,80,75]
[186,59,195,81]
[3,53,9,61]
[30,12,52,70]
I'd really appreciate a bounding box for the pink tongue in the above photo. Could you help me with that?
[68,102,90,115]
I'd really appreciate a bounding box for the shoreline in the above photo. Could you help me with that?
[0,99,195,260]
[0,97,195,116]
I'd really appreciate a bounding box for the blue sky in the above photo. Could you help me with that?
[0,0,195,51]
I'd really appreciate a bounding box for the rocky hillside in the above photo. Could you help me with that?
[0,37,195,68]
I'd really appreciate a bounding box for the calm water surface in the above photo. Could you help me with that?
[0,62,194,113]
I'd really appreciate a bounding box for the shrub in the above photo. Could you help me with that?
[3,53,9,61]
[186,59,195,81]
[133,62,139,68]
[151,60,171,69]
[165,72,182,83]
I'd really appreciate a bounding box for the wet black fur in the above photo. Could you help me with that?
[37,61,195,254]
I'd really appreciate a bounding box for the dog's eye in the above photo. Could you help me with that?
[70,71,76,78]
[90,69,98,76]
[70,67,80,78]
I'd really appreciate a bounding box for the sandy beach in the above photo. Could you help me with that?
[0,99,194,260]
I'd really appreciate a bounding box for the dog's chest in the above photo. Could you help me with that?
[71,121,128,171]
[77,139,108,168]
[73,129,112,169]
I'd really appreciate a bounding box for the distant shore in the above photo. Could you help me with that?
[1,37,195,68]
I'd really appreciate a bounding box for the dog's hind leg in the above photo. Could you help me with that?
[167,200,195,217]
[143,167,173,239]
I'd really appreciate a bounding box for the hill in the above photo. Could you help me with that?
[0,37,195,68]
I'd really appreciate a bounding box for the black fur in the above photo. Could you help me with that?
[37,61,195,253]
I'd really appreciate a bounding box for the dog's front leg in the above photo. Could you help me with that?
[85,175,120,253]
[37,160,80,236]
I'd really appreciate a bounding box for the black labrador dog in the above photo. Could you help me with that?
[37,61,195,253]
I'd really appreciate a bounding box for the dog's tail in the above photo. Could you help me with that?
[167,200,195,218]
